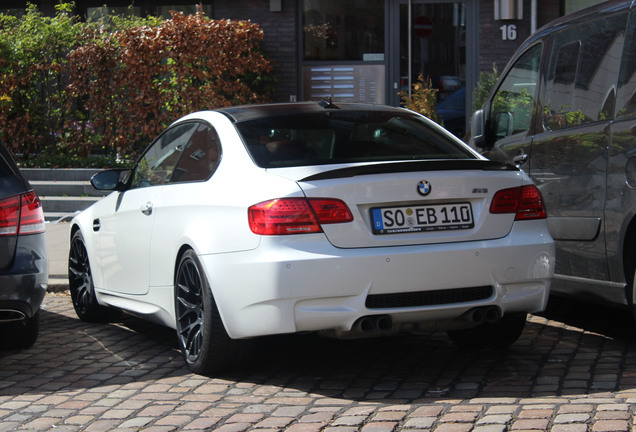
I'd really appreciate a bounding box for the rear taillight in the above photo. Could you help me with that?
[0,191,45,236]
[248,198,353,235]
[490,185,547,220]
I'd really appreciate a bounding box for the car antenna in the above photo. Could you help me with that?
[318,97,340,109]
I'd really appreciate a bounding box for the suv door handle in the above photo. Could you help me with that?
[141,202,153,216]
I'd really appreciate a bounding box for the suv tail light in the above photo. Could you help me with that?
[248,198,353,235]
[490,185,547,220]
[0,191,45,236]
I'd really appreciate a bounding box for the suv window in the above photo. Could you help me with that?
[544,13,627,130]
[490,44,542,142]
[617,10,636,119]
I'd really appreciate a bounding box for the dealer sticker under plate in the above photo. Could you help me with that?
[371,203,474,234]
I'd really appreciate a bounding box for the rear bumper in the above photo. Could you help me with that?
[202,220,554,339]
[0,233,48,321]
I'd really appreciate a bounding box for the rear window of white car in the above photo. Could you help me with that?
[234,111,475,168]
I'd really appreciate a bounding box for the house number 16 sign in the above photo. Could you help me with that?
[499,24,518,40]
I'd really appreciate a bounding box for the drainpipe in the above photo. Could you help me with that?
[531,0,537,33]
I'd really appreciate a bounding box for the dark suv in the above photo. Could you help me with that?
[0,140,47,348]
[471,0,636,313]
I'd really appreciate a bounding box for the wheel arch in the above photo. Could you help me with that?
[69,223,82,252]
[173,244,194,286]
[172,244,235,334]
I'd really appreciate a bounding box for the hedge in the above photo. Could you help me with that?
[0,3,273,167]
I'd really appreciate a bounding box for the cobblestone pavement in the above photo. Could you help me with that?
[2,293,636,432]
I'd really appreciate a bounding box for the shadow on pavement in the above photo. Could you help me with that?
[538,294,636,341]
[1,294,635,402]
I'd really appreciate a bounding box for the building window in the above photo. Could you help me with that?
[0,9,25,17]
[156,5,212,19]
[303,0,384,61]
[87,6,141,21]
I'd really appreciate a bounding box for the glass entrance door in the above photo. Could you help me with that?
[390,0,476,138]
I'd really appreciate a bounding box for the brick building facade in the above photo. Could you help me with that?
[1,0,604,134]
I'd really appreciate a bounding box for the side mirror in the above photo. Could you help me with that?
[90,169,129,191]
[471,109,486,149]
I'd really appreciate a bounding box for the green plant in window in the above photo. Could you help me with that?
[473,63,499,111]
[543,103,587,130]
[491,88,533,134]
[133,158,152,188]
[303,23,333,40]
[400,74,439,124]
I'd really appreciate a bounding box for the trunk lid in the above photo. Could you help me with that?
[270,160,526,248]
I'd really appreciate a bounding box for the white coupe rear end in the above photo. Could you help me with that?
[69,102,554,375]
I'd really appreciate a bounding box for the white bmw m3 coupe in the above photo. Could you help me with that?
[69,101,554,375]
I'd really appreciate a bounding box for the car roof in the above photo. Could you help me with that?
[517,0,633,52]
[214,101,410,123]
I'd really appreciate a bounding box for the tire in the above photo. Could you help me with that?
[2,311,40,349]
[175,249,248,375]
[447,313,527,350]
[631,268,636,326]
[68,230,119,322]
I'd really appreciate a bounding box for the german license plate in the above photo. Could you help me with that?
[371,203,474,234]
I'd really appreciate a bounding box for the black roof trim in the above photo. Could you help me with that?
[215,101,406,123]
[299,159,518,182]
[522,0,632,49]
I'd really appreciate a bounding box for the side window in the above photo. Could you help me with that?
[490,44,542,142]
[132,123,198,189]
[617,10,636,119]
[171,123,221,183]
[544,13,627,130]
[131,122,220,189]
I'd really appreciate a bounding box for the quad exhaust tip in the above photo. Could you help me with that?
[464,306,501,324]
[349,307,501,338]
[354,314,393,334]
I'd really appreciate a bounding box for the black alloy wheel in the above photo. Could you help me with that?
[175,249,247,375]
[175,252,206,363]
[68,230,118,322]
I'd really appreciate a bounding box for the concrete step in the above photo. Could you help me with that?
[44,211,82,223]
[22,168,102,182]
[21,168,108,221]
[29,180,107,197]
[41,196,103,221]
[40,195,102,211]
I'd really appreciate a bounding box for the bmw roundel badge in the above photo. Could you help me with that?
[417,180,432,196]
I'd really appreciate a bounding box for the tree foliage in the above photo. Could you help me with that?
[0,3,86,156]
[472,63,499,111]
[399,74,440,123]
[0,4,274,165]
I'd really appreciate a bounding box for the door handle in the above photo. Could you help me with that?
[141,202,153,216]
